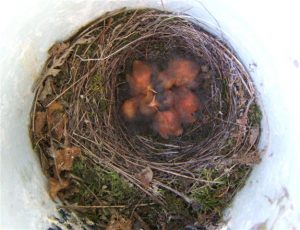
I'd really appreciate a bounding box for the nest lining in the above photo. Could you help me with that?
[30,8,261,229]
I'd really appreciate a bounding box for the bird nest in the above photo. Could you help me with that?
[30,8,262,229]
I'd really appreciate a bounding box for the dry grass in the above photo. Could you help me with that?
[30,8,261,228]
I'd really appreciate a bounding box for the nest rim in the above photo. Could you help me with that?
[30,7,261,228]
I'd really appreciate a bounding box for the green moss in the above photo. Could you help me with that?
[249,103,262,125]
[70,159,251,227]
[72,159,139,204]
[191,186,226,214]
[99,100,108,113]
[233,166,250,189]
[220,78,230,102]
[89,74,108,112]
[191,166,250,220]
[107,171,137,203]
[70,158,143,224]
[90,74,104,94]
[71,159,195,228]
[164,192,188,214]
[136,191,191,229]
[134,204,166,230]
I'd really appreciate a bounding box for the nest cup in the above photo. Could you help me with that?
[30,8,261,228]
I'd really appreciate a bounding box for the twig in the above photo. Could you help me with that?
[60,203,156,209]
[46,65,97,107]
[30,8,261,227]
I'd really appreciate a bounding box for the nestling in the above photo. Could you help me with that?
[168,59,200,88]
[121,98,139,120]
[157,70,176,90]
[127,60,152,95]
[139,90,159,116]
[156,90,175,110]
[153,110,183,139]
[174,87,200,124]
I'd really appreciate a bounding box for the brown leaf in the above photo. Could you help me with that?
[47,101,64,113]
[233,115,248,144]
[44,50,70,77]
[54,147,81,174]
[49,177,69,200]
[236,152,261,165]
[34,111,47,137]
[76,36,96,45]
[249,125,260,146]
[106,214,132,230]
[46,101,66,140]
[136,166,153,188]
[48,42,70,56]
[236,116,248,126]
[45,68,61,77]
[39,77,53,101]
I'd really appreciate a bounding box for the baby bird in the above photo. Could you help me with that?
[139,90,159,117]
[127,60,152,95]
[156,90,175,110]
[121,98,139,121]
[168,59,200,88]
[174,87,200,124]
[157,70,176,90]
[153,110,183,139]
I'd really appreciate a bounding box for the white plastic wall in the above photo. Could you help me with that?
[1,0,300,229]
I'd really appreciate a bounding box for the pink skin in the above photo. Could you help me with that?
[124,59,201,139]
[153,110,183,139]
[168,59,200,88]
[174,87,200,124]
[127,60,152,95]
[139,91,159,117]
[122,98,139,120]
[157,70,176,90]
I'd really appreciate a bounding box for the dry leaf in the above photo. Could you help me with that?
[236,116,248,126]
[45,68,61,77]
[44,35,94,78]
[34,111,47,137]
[49,177,69,199]
[48,42,70,56]
[39,77,53,101]
[236,152,261,165]
[46,101,66,140]
[76,36,96,45]
[136,166,153,188]
[233,115,248,144]
[54,147,81,174]
[43,46,72,77]
[106,214,132,230]
[249,125,260,146]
